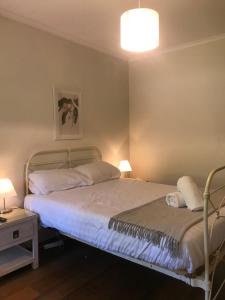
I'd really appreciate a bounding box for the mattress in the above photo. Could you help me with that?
[24,178,225,274]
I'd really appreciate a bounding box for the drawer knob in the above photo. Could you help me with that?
[13,230,20,239]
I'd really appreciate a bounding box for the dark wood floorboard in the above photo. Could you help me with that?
[0,239,225,300]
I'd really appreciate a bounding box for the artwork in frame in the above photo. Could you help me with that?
[53,88,82,140]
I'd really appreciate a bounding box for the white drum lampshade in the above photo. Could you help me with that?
[120,8,159,52]
[119,160,132,172]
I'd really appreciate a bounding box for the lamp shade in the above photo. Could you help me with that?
[120,8,159,52]
[119,160,132,172]
[0,178,17,197]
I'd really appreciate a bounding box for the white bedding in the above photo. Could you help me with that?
[24,178,225,273]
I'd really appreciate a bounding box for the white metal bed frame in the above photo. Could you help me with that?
[25,146,225,300]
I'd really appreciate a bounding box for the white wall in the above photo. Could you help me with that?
[130,38,225,186]
[0,16,129,206]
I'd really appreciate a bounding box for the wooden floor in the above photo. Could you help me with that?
[0,238,225,300]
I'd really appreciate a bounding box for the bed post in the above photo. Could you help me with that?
[203,190,210,300]
[203,168,216,300]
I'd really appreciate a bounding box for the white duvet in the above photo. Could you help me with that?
[24,178,225,273]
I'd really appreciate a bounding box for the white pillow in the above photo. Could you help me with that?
[29,168,87,195]
[74,161,121,184]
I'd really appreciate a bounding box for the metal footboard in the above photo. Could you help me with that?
[203,166,225,300]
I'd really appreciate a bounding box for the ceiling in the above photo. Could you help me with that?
[0,0,225,60]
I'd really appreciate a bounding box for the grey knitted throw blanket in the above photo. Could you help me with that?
[108,197,205,257]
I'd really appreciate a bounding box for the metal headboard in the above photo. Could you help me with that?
[25,146,102,195]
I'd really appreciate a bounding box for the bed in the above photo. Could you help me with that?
[24,147,225,300]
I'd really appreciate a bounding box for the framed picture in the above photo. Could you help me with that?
[53,88,82,140]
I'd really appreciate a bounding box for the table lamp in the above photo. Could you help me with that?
[119,160,132,178]
[0,178,17,214]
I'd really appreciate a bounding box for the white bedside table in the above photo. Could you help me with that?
[0,208,38,277]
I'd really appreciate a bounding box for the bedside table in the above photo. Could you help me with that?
[0,208,38,277]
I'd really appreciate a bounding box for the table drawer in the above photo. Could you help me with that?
[0,220,33,248]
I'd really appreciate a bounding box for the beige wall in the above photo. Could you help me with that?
[130,39,225,186]
[0,16,129,206]
[2,14,224,208]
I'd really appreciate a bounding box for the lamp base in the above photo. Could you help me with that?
[121,172,130,178]
[0,208,12,214]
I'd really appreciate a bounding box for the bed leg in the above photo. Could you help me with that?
[205,290,209,300]
[204,281,211,300]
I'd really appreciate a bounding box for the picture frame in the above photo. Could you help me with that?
[53,87,82,140]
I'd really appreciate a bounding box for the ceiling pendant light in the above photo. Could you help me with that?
[120,0,159,52]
